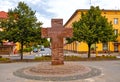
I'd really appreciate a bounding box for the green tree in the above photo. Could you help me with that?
[2,2,43,60]
[0,31,4,43]
[41,38,50,47]
[0,19,7,43]
[71,6,116,58]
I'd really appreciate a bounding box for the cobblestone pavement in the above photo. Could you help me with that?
[13,62,101,81]
[0,60,120,82]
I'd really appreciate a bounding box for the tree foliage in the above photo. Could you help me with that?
[70,6,116,58]
[2,2,44,60]
[0,31,4,43]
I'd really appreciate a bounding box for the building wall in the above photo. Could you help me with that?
[64,9,120,53]
[15,42,21,51]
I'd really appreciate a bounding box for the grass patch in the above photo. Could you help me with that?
[0,55,118,63]
[34,55,117,61]
[96,55,117,59]
[65,55,82,61]
[34,56,51,61]
[0,58,11,62]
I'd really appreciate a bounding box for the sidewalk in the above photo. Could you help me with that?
[64,51,120,58]
[0,61,120,82]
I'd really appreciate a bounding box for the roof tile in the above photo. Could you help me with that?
[0,11,8,19]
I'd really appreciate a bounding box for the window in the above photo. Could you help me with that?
[114,18,118,24]
[114,29,118,35]
[103,43,108,51]
[114,43,118,52]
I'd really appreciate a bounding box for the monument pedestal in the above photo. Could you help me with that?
[52,59,64,65]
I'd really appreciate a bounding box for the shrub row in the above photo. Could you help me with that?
[23,47,32,52]
[96,55,116,59]
[34,55,117,61]
[0,58,10,62]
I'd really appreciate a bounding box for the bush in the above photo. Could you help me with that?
[65,55,82,61]
[34,55,117,61]
[0,58,10,61]
[34,56,51,61]
[108,55,116,58]
[35,55,82,61]
[96,55,117,59]
[23,47,32,52]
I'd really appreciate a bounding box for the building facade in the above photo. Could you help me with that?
[64,9,120,53]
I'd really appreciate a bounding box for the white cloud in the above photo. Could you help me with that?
[90,0,120,10]
[36,12,51,27]
[26,0,42,5]
[46,0,90,24]
[0,0,16,11]
[0,0,120,27]
[46,0,120,25]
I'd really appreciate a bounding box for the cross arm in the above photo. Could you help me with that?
[63,28,73,38]
[41,28,49,38]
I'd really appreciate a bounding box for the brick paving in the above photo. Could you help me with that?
[13,62,101,81]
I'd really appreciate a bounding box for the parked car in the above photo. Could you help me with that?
[33,48,38,52]
[40,45,44,51]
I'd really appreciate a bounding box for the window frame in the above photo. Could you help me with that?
[103,43,108,51]
[114,18,118,24]
[114,29,118,35]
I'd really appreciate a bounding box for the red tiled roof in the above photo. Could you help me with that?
[0,11,8,19]
[3,42,16,46]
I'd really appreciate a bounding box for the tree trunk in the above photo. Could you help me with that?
[88,44,91,58]
[20,41,24,60]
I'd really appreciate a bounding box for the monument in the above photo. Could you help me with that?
[41,19,73,65]
[14,19,101,82]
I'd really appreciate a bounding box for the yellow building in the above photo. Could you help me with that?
[64,9,120,53]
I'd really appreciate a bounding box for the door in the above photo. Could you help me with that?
[114,45,118,52]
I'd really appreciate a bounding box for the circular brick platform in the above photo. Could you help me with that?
[13,62,101,81]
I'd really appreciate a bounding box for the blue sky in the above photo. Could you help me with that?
[0,0,120,27]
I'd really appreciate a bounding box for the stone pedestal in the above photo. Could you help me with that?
[52,59,64,65]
